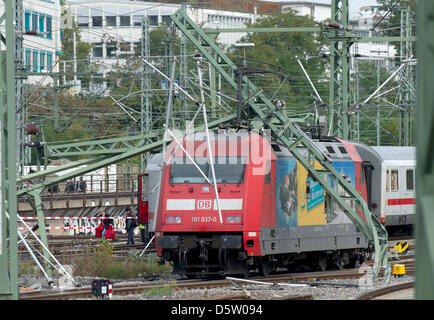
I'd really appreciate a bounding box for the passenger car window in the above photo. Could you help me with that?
[406,169,414,190]
[386,169,399,191]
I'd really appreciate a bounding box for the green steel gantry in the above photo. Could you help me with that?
[415,0,434,300]
[202,1,416,143]
[170,8,390,280]
[0,0,19,300]
[0,0,424,299]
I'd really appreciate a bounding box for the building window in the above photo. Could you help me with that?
[91,7,103,27]
[32,50,38,72]
[46,15,52,39]
[47,52,52,71]
[25,11,31,31]
[105,6,117,27]
[25,49,31,71]
[120,42,131,52]
[39,14,45,36]
[106,16,116,27]
[162,16,171,25]
[118,7,131,27]
[106,45,116,57]
[32,12,38,31]
[93,16,102,27]
[40,51,45,71]
[92,44,103,58]
[120,15,130,27]
[133,15,143,26]
[148,15,158,26]
[77,8,89,27]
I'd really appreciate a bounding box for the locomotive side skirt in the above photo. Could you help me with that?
[260,224,369,255]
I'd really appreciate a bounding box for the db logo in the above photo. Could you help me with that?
[197,200,212,210]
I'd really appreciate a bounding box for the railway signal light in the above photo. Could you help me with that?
[91,279,113,299]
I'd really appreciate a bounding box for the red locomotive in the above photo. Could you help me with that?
[147,129,377,278]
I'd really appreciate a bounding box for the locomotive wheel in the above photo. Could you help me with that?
[318,255,328,272]
[258,257,274,276]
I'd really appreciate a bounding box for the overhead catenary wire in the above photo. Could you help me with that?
[197,58,223,224]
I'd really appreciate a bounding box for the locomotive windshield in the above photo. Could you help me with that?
[169,156,246,184]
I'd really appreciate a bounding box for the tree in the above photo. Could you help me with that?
[59,26,97,86]
[375,0,417,55]
[227,10,329,116]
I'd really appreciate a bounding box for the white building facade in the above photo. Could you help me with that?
[349,6,396,69]
[65,0,264,84]
[281,1,331,22]
[21,0,62,85]
[281,3,396,69]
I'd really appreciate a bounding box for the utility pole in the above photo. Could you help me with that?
[73,29,77,83]
[399,6,413,146]
[180,3,189,118]
[15,0,25,175]
[352,42,360,142]
[371,49,388,146]
[140,16,151,172]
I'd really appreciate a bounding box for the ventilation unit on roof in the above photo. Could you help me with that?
[271,144,281,152]
[338,146,347,154]
[325,146,335,153]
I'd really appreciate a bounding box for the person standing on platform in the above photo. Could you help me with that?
[102,211,113,239]
[138,203,149,244]
[125,207,137,245]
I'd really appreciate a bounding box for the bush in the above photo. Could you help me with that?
[71,242,173,279]
[142,282,176,298]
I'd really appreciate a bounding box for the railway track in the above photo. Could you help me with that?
[209,293,314,300]
[356,281,414,300]
[19,253,415,300]
[18,266,404,300]
[17,234,415,300]
[18,236,155,261]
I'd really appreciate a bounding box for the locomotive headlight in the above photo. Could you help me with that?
[166,216,182,224]
[226,216,241,223]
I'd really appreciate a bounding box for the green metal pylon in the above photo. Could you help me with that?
[415,0,434,300]
[26,189,52,275]
[0,0,19,300]
[328,0,351,140]
[170,9,390,280]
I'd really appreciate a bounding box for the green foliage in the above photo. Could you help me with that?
[19,261,43,276]
[60,26,97,84]
[142,281,176,298]
[228,10,329,111]
[101,254,172,279]
[375,0,417,55]
[71,242,173,279]
[43,119,93,144]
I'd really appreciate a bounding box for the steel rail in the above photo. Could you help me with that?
[355,281,414,300]
[19,269,378,300]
